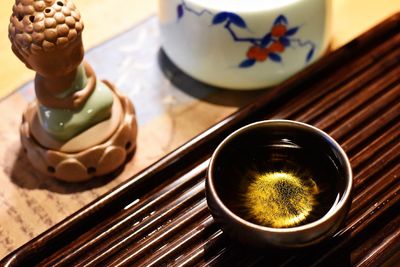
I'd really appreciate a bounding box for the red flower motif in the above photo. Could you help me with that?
[247,45,269,61]
[271,24,287,37]
[269,41,285,53]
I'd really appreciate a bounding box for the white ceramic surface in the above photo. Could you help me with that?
[158,0,332,90]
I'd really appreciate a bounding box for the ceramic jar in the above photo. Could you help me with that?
[158,0,332,89]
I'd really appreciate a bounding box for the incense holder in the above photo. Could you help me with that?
[206,120,352,248]
[9,0,137,182]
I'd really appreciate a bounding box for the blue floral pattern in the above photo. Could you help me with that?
[177,0,316,68]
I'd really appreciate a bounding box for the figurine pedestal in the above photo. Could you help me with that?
[20,81,137,182]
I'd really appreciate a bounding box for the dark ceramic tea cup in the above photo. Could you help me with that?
[206,120,352,248]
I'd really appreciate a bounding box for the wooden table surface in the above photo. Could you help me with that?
[0,0,398,259]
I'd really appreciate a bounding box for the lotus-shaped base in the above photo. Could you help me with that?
[20,81,137,182]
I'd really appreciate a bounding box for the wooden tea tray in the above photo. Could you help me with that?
[2,13,399,267]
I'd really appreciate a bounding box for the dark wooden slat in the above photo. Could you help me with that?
[137,216,215,267]
[201,246,231,267]
[312,84,399,145]
[352,138,399,192]
[328,84,399,141]
[171,230,225,267]
[42,161,209,267]
[105,200,208,267]
[341,108,400,162]
[315,68,399,131]
[76,182,205,266]
[346,166,400,232]
[349,163,399,219]
[352,213,400,266]
[295,52,400,125]
[307,94,399,158]
[272,33,400,120]
[335,184,399,252]
[357,227,400,267]
[349,119,399,171]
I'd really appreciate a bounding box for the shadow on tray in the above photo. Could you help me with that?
[204,231,351,266]
[158,49,265,107]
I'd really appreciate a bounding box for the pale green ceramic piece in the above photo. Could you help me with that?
[56,63,88,99]
[38,64,114,141]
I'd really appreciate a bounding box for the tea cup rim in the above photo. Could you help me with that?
[207,119,353,234]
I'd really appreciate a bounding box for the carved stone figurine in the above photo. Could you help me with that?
[9,0,137,182]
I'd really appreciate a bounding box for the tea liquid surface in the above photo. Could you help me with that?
[215,137,344,228]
